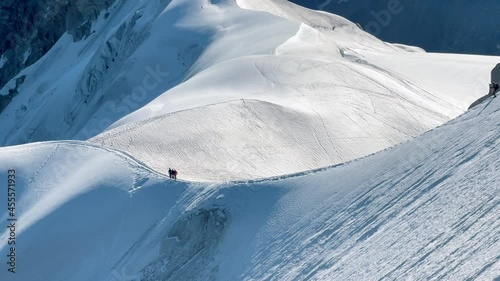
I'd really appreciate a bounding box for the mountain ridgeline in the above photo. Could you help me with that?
[290,0,500,55]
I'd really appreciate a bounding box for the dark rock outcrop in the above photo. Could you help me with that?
[141,208,228,281]
[0,0,116,91]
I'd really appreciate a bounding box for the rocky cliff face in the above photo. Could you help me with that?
[0,0,115,102]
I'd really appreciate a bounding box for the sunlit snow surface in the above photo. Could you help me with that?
[0,0,499,280]
[0,0,497,182]
[92,0,495,182]
[0,79,498,281]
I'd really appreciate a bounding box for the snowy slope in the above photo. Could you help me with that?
[0,81,498,281]
[92,99,399,182]
[86,0,498,181]
[1,0,497,183]
[0,0,226,145]
[0,1,498,280]
[0,0,496,144]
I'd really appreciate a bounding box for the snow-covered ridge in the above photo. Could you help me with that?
[0,0,496,181]
[91,0,496,181]
[89,93,443,182]
[0,82,498,281]
[0,0,495,143]
[1,0,496,182]
[0,1,498,280]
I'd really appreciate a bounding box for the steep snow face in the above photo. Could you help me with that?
[0,85,498,281]
[0,141,154,241]
[0,0,230,145]
[0,139,182,281]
